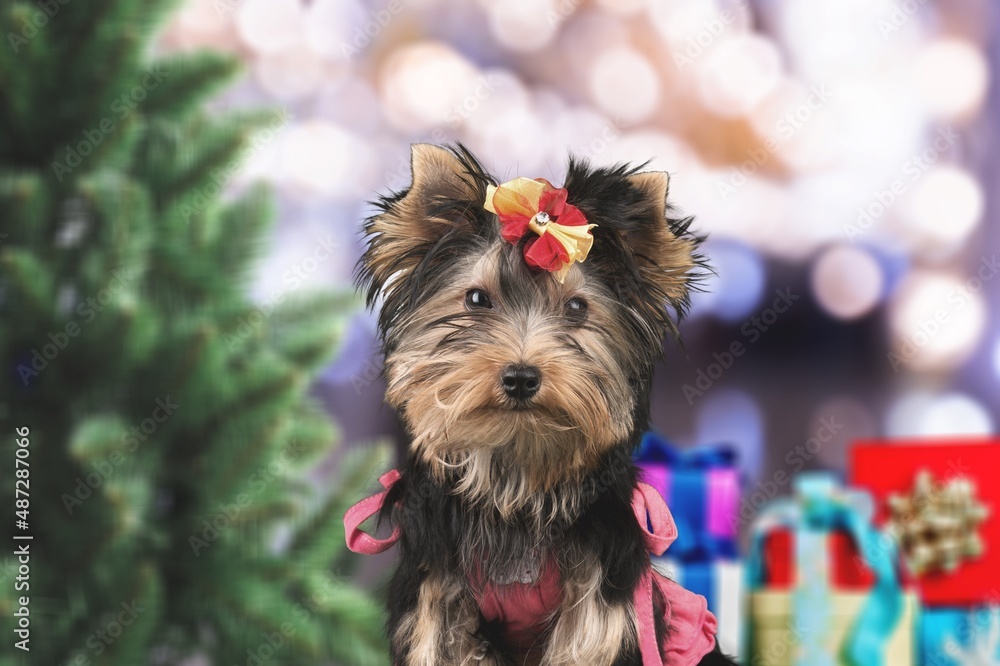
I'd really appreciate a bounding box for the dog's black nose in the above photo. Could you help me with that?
[501,364,541,401]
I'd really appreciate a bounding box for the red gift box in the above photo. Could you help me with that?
[849,438,1000,606]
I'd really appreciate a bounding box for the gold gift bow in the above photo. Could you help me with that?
[885,470,989,576]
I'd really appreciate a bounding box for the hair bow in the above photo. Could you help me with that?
[484,177,597,283]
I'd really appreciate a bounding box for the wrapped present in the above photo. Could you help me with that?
[636,432,742,655]
[652,557,743,657]
[850,439,998,606]
[747,473,917,666]
[635,432,740,560]
[921,605,1000,666]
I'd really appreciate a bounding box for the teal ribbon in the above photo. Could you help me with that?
[746,473,904,666]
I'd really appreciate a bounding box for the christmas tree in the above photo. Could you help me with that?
[0,2,388,664]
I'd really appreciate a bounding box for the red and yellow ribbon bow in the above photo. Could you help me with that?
[484,177,597,283]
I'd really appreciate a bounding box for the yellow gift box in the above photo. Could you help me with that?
[748,590,918,666]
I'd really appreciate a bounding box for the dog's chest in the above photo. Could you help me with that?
[487,547,543,585]
[473,550,563,649]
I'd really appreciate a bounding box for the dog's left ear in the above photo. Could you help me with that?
[623,171,700,311]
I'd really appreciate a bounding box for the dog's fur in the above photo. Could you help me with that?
[357,144,737,665]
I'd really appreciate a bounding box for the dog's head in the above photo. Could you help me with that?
[357,144,703,499]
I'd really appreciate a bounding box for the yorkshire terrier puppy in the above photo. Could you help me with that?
[354,145,736,665]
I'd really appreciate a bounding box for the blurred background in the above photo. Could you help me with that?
[156,0,997,490]
[1,0,997,664]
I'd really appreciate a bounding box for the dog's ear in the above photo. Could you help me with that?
[357,144,484,326]
[623,171,701,311]
[407,143,482,205]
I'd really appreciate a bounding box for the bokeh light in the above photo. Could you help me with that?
[694,389,764,481]
[304,0,367,62]
[378,42,479,132]
[255,45,329,101]
[914,38,990,121]
[278,122,375,198]
[898,165,984,252]
[886,391,994,437]
[487,0,558,53]
[811,245,884,320]
[693,35,783,119]
[588,46,661,124]
[236,0,304,55]
[692,242,766,322]
[889,270,987,372]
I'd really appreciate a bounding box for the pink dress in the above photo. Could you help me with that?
[346,471,719,665]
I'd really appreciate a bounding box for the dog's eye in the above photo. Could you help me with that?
[465,289,493,309]
[565,297,588,319]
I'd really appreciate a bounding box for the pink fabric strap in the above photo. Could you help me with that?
[632,481,679,665]
[344,469,402,554]
[345,474,691,664]
[632,481,678,556]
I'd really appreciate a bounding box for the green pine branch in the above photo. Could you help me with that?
[0,1,387,663]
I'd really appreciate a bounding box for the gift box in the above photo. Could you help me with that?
[850,439,999,607]
[920,605,1000,666]
[752,591,918,666]
[747,473,917,666]
[636,432,742,655]
[636,432,741,558]
[761,530,875,589]
[652,557,743,657]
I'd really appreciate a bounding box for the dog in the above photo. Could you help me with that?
[349,144,738,665]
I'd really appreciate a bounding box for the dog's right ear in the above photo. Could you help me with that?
[356,144,485,329]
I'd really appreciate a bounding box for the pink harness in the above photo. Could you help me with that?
[345,471,717,666]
